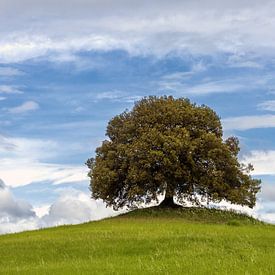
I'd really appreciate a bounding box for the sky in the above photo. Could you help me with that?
[1,0,275,233]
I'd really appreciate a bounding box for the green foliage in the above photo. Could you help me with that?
[0,210,274,274]
[87,96,261,209]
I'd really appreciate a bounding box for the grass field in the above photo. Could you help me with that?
[0,207,275,274]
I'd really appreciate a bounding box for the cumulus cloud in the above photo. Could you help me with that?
[0,179,37,234]
[8,101,39,114]
[0,179,120,234]
[0,180,35,219]
[40,189,120,227]
[1,1,275,62]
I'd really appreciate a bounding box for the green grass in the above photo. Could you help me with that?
[0,207,275,274]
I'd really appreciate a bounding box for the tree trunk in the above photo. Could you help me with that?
[158,195,181,208]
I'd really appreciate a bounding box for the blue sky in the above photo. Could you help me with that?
[1,0,275,233]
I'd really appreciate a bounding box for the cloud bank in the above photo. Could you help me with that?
[1,1,275,62]
[0,179,120,234]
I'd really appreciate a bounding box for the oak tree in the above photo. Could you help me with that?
[86,96,261,209]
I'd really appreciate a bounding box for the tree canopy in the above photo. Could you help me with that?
[86,96,261,209]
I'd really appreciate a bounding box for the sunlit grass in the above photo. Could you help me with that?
[0,208,274,274]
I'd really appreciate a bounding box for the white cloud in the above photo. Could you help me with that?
[40,189,120,227]
[0,135,58,159]
[185,81,243,95]
[0,34,133,63]
[33,120,103,131]
[33,204,51,218]
[260,183,275,202]
[0,85,23,94]
[158,73,268,95]
[1,1,275,62]
[0,133,103,190]
[0,135,16,151]
[95,91,142,103]
[8,101,39,114]
[222,115,275,131]
[162,62,208,82]
[0,179,121,234]
[0,135,88,187]
[242,150,275,175]
[0,179,37,234]
[0,159,88,188]
[227,54,263,69]
[257,212,275,224]
[47,52,105,72]
[258,100,275,112]
[0,67,23,77]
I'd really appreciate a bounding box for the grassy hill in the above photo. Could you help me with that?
[0,207,275,274]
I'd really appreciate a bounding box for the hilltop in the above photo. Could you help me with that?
[120,206,262,225]
[0,207,274,274]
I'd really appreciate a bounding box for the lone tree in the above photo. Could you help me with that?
[87,96,261,209]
